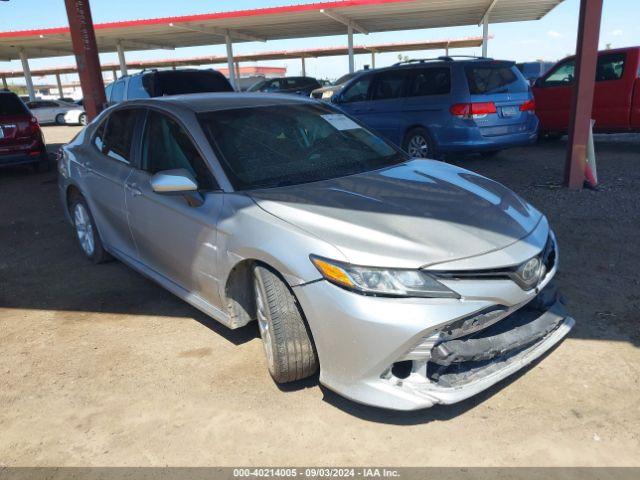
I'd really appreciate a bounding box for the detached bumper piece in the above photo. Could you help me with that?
[427,283,567,387]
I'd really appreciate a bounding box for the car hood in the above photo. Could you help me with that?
[249,160,545,268]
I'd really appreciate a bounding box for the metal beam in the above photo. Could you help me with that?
[118,39,174,51]
[565,0,603,189]
[347,23,354,73]
[64,0,106,121]
[116,41,128,76]
[320,9,369,35]
[479,0,499,25]
[55,73,63,98]
[169,23,265,42]
[225,33,237,91]
[481,16,489,57]
[19,49,35,101]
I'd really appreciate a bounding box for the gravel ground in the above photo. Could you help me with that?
[0,126,639,466]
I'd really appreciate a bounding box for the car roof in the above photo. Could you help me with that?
[128,92,318,113]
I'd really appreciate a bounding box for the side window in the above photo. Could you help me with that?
[596,53,625,81]
[111,80,126,103]
[141,111,216,191]
[127,75,151,99]
[340,76,372,103]
[409,67,451,96]
[105,83,113,102]
[371,70,409,100]
[543,61,575,87]
[95,109,138,163]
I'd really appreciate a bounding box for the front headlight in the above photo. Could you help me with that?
[310,256,459,299]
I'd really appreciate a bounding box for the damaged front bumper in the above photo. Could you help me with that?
[294,263,574,410]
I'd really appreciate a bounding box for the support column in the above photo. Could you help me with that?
[64,0,106,120]
[111,69,117,81]
[116,41,128,76]
[370,52,375,68]
[301,57,306,76]
[55,73,64,98]
[225,33,237,91]
[565,0,603,189]
[19,50,36,101]
[482,16,489,57]
[1,76,8,90]
[347,23,354,73]
[235,61,240,88]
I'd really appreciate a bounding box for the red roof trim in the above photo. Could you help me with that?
[0,0,415,39]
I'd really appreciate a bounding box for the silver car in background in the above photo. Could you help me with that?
[58,93,574,410]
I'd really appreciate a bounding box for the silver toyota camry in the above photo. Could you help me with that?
[58,93,574,410]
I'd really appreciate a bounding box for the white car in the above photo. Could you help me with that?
[26,100,87,126]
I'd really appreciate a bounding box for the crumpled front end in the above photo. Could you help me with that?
[293,234,574,411]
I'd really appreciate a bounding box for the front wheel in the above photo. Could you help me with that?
[253,266,318,383]
[403,127,436,159]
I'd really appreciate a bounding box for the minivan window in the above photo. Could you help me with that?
[0,93,28,115]
[596,52,625,81]
[198,104,405,190]
[111,80,126,103]
[141,111,215,191]
[96,109,138,163]
[341,75,372,103]
[371,70,408,100]
[127,75,151,99]
[409,67,451,96]
[465,63,528,94]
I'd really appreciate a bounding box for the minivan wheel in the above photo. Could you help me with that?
[403,127,436,159]
[253,265,318,383]
[70,196,110,263]
[55,113,66,125]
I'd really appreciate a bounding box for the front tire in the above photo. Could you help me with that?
[403,127,436,159]
[69,195,110,263]
[253,266,318,383]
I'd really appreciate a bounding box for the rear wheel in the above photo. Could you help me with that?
[55,113,66,125]
[69,195,111,263]
[403,127,436,159]
[253,265,318,383]
[79,113,88,126]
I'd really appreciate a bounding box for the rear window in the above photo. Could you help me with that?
[465,63,528,94]
[0,93,28,116]
[157,70,233,96]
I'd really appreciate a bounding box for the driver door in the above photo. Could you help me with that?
[125,109,224,306]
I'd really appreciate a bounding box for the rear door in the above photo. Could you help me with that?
[81,107,141,259]
[125,109,224,304]
[592,51,633,130]
[532,59,575,132]
[404,66,452,144]
[464,62,532,136]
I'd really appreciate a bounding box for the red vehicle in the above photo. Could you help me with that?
[0,89,48,170]
[532,46,640,137]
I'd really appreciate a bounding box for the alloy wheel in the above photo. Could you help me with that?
[408,134,429,158]
[254,275,276,373]
[74,203,95,257]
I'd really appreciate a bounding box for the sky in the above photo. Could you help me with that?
[1,0,639,85]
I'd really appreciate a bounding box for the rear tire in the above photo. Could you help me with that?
[253,265,318,383]
[69,195,111,264]
[403,127,437,159]
[55,113,66,125]
[79,113,87,126]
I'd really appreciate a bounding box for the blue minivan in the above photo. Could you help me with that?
[324,57,538,157]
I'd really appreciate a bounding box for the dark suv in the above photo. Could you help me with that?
[0,90,48,170]
[106,69,233,105]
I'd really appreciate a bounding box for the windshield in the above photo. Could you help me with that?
[247,80,267,92]
[333,73,357,85]
[198,104,406,190]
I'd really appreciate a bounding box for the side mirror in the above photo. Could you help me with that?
[150,168,198,194]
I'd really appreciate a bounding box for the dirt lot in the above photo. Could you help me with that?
[1,125,639,466]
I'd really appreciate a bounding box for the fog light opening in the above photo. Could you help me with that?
[391,360,413,379]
